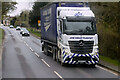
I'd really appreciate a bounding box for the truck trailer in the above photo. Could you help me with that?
[41,2,99,66]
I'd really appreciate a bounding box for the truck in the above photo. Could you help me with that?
[41,2,99,66]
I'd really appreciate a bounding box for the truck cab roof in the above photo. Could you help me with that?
[57,7,95,19]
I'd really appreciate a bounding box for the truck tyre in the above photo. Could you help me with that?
[44,43,49,56]
[53,47,56,61]
[42,45,44,51]
[90,64,96,68]
[61,62,66,66]
[53,52,56,61]
[56,49,59,62]
[56,51,59,62]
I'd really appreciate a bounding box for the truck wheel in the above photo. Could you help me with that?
[56,52,59,62]
[90,64,96,68]
[53,47,56,61]
[53,53,56,61]
[61,62,66,66]
[42,45,44,51]
[56,49,59,62]
[44,43,49,56]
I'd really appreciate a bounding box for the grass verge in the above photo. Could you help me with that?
[100,55,119,67]
[0,28,3,45]
[27,28,41,38]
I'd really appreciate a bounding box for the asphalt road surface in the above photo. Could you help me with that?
[0,26,119,80]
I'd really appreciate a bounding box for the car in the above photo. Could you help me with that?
[20,28,30,36]
[10,25,14,28]
[20,28,23,34]
[16,26,21,30]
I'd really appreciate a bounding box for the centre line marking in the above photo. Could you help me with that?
[26,43,29,47]
[24,41,26,44]
[41,59,50,68]
[34,52,39,57]
[96,65,118,76]
[29,47,33,52]
[54,71,64,80]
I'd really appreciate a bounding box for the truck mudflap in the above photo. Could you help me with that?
[62,51,99,65]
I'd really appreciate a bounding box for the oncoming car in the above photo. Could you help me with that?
[20,28,30,36]
[16,26,21,30]
[10,25,14,28]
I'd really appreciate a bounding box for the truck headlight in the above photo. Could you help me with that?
[63,41,69,46]
[61,34,69,46]
[95,48,99,53]
[63,47,69,55]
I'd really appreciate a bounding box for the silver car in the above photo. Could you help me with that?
[20,28,30,36]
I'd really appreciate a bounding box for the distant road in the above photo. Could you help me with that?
[0,26,118,80]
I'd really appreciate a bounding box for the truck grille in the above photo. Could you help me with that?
[69,41,94,54]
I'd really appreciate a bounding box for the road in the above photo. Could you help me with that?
[0,26,118,80]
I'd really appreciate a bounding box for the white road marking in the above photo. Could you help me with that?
[96,65,118,76]
[34,52,39,57]
[8,34,12,36]
[37,39,40,41]
[54,71,64,80]
[29,47,33,52]
[41,59,50,68]
[26,43,29,47]
[18,38,21,41]
[24,41,26,44]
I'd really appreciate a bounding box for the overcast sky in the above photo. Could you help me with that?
[7,1,34,16]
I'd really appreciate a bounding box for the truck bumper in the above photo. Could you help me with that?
[62,51,99,65]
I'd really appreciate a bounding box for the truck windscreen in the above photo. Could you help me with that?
[63,19,97,35]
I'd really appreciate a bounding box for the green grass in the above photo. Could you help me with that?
[27,28,41,38]
[100,55,119,66]
[0,28,3,45]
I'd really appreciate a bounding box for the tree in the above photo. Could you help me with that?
[10,17,16,26]
[29,2,48,28]
[2,2,17,15]
[13,11,30,27]
[90,2,120,60]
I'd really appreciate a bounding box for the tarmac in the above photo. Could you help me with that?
[0,31,119,79]
[31,32,120,74]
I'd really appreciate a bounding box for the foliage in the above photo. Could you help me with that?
[11,11,30,27]
[2,2,17,15]
[27,28,41,37]
[29,2,48,28]
[0,28,3,45]
[100,55,118,66]
[90,2,120,60]
[10,17,16,26]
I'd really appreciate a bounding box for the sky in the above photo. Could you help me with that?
[7,1,35,17]
[7,0,119,16]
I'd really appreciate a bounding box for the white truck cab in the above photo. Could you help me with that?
[57,7,99,66]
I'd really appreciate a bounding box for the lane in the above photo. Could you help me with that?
[1,26,118,79]
[18,27,118,79]
[2,26,57,78]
